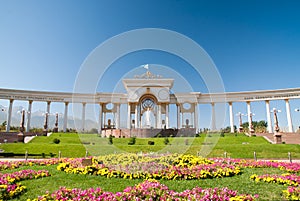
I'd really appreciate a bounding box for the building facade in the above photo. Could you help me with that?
[1,70,300,136]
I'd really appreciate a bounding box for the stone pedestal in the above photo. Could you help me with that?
[17,132,25,143]
[42,130,48,136]
[273,133,282,144]
[82,158,92,166]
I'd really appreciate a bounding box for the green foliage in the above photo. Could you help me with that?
[53,138,60,144]
[242,120,268,133]
[128,137,136,145]
[164,138,169,145]
[108,135,113,145]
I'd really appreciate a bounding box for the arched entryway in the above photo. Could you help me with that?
[139,94,157,128]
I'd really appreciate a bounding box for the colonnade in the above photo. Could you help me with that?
[225,99,294,133]
[1,98,297,133]
[3,99,70,133]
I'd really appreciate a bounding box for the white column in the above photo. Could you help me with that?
[98,103,102,133]
[6,99,14,132]
[194,103,199,131]
[211,103,216,131]
[285,99,293,132]
[46,101,51,114]
[229,102,234,133]
[103,112,106,128]
[182,112,184,128]
[63,102,69,132]
[127,103,131,129]
[157,104,161,128]
[265,100,272,133]
[191,112,193,128]
[247,101,252,123]
[165,104,169,129]
[26,100,33,132]
[134,104,138,128]
[82,103,86,132]
[177,104,180,129]
[116,103,120,129]
[247,101,252,132]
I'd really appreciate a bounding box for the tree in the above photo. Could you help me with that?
[242,120,267,133]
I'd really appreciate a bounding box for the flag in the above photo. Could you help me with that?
[143,64,149,70]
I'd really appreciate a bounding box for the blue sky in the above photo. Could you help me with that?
[1,0,300,130]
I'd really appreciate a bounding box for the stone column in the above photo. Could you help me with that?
[191,112,194,128]
[127,103,131,129]
[46,101,51,114]
[82,103,86,132]
[247,101,252,126]
[265,100,272,133]
[116,103,120,129]
[165,104,169,129]
[285,99,293,132]
[157,104,161,128]
[194,103,199,131]
[177,104,180,129]
[228,102,234,133]
[98,103,102,134]
[211,103,216,131]
[26,100,33,132]
[134,104,138,128]
[103,112,106,128]
[63,102,69,132]
[6,99,14,132]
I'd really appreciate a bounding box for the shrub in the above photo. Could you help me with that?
[148,141,155,145]
[128,137,136,145]
[157,133,162,138]
[220,132,225,137]
[53,138,60,144]
[108,135,113,145]
[164,138,169,145]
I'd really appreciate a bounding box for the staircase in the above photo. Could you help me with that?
[256,133,300,144]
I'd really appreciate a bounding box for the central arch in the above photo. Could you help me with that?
[139,94,158,128]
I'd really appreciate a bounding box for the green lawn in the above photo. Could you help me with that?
[1,132,300,159]
[1,132,300,200]
[2,162,289,200]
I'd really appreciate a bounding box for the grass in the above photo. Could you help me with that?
[2,163,289,200]
[0,132,300,159]
[1,132,299,200]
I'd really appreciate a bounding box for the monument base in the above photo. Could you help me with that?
[17,132,25,143]
[273,133,282,144]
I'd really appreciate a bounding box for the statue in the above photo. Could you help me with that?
[145,108,151,128]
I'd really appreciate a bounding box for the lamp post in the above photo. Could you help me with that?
[236,112,247,133]
[272,108,281,133]
[272,108,282,144]
[248,112,255,135]
[43,112,49,136]
[53,112,62,133]
[17,109,30,142]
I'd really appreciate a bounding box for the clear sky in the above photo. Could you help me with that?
[1,0,300,130]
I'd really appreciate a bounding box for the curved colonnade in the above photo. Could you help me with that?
[1,86,300,134]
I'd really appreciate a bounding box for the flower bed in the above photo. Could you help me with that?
[28,180,258,201]
[0,158,73,171]
[283,186,300,201]
[250,173,300,186]
[0,169,50,200]
[57,154,241,180]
